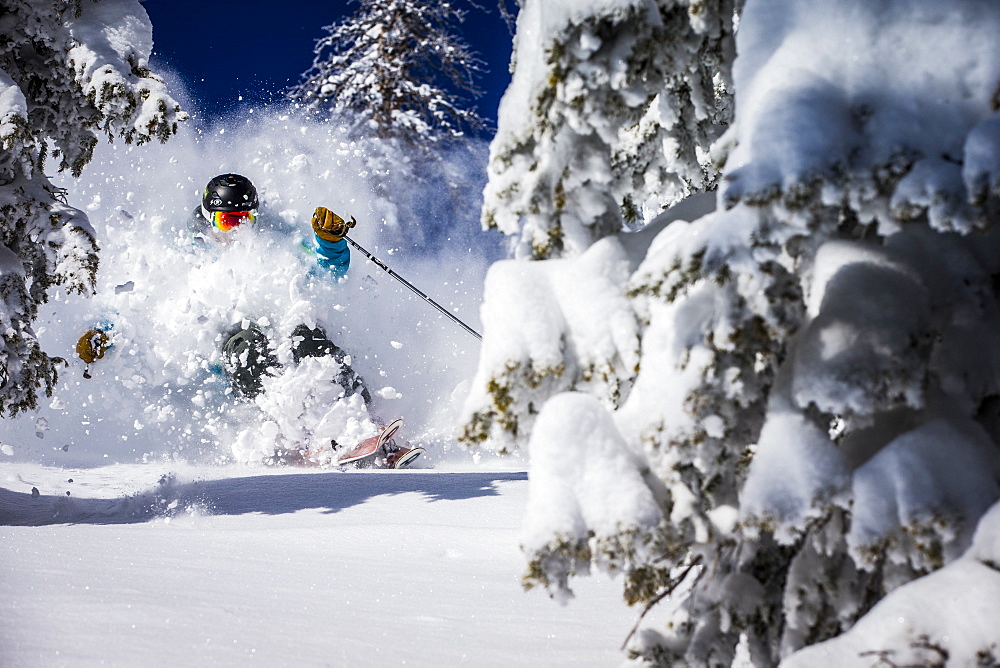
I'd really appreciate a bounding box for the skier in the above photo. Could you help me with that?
[193,174,420,467]
[76,173,421,468]
[196,173,369,403]
[77,173,369,404]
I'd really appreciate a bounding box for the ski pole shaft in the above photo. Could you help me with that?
[344,236,483,341]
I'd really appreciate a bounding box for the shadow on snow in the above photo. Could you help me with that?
[0,470,528,527]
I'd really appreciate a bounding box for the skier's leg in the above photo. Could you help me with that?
[290,324,338,362]
[338,364,372,406]
[222,322,277,400]
[290,324,371,405]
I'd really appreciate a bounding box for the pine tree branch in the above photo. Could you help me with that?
[620,556,703,652]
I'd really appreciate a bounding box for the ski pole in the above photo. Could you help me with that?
[344,235,483,341]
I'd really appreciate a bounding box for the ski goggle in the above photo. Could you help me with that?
[210,210,256,232]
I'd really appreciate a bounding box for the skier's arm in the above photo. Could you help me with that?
[314,234,350,277]
[311,207,356,278]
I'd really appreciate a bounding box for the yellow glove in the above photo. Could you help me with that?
[311,207,357,242]
[76,329,109,365]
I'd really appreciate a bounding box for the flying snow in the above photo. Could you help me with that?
[0,106,502,468]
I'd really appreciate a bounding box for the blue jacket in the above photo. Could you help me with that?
[191,208,351,278]
[314,234,350,278]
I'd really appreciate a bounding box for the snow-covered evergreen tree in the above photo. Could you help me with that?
[288,0,488,242]
[481,0,737,260]
[289,0,485,147]
[0,0,182,416]
[463,0,1000,663]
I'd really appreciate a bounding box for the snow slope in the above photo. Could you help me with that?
[0,462,636,665]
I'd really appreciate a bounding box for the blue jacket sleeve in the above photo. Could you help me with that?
[314,234,350,278]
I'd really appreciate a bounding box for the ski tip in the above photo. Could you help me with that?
[383,417,403,430]
[393,447,425,470]
[380,417,403,442]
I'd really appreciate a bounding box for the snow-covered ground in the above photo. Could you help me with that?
[0,462,637,665]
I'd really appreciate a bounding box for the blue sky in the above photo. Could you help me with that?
[143,0,515,126]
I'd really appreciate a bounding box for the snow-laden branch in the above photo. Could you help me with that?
[482,0,738,259]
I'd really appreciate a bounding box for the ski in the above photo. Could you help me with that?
[336,418,424,469]
[386,444,424,469]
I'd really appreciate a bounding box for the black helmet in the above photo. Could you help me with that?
[202,174,259,213]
